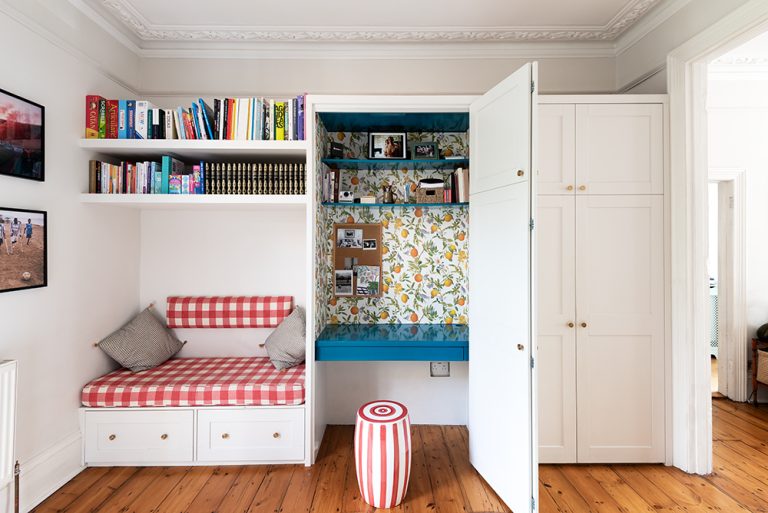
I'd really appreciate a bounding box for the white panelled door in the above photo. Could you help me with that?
[575,104,664,195]
[538,105,576,195]
[575,195,665,463]
[536,196,577,463]
[469,62,537,513]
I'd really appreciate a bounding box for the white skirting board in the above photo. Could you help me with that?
[0,483,10,513]
[17,432,83,512]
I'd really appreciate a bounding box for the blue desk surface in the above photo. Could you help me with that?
[315,323,468,361]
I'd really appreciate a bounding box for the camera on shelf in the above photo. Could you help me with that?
[339,190,354,203]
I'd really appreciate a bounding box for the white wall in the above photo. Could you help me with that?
[615,0,751,92]
[139,208,307,357]
[708,70,768,399]
[140,56,616,96]
[0,10,140,513]
[322,362,468,425]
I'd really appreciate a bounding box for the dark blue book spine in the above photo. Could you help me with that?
[127,100,136,139]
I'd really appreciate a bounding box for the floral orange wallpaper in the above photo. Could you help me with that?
[316,128,469,326]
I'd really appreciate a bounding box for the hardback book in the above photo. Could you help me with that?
[274,102,286,141]
[106,100,119,139]
[192,165,201,194]
[164,109,176,139]
[88,160,99,193]
[236,98,249,141]
[203,162,211,195]
[147,108,154,139]
[297,95,305,140]
[98,98,107,139]
[85,95,104,138]
[135,101,151,139]
[153,165,162,194]
[126,100,136,139]
[175,108,186,140]
[117,100,129,139]
[198,99,215,140]
[169,174,182,194]
[161,156,185,195]
[181,175,190,194]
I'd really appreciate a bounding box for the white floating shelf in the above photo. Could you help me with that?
[80,194,308,210]
[78,139,308,159]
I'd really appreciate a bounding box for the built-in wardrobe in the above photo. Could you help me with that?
[537,96,667,464]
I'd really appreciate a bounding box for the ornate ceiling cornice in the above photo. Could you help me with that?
[97,0,661,44]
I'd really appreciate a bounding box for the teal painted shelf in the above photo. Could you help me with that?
[322,202,468,208]
[316,323,469,361]
[322,158,468,170]
[318,112,469,133]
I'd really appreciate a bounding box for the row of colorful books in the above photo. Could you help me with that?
[88,157,306,196]
[85,95,306,141]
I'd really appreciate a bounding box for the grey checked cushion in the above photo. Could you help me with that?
[264,306,306,370]
[97,308,184,372]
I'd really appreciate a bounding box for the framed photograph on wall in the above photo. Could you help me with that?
[0,89,44,181]
[0,207,47,293]
[369,132,406,159]
[412,142,439,159]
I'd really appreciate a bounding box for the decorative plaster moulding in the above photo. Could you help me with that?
[93,0,662,51]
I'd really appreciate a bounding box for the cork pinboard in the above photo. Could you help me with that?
[333,223,383,298]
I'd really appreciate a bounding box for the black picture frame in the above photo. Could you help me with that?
[0,207,47,293]
[369,132,406,159]
[0,88,45,182]
[412,142,439,160]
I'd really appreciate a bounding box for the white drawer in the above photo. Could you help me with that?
[84,409,194,464]
[197,408,305,462]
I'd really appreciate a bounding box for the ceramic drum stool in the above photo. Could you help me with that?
[354,400,412,509]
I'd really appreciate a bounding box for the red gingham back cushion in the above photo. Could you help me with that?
[166,296,293,328]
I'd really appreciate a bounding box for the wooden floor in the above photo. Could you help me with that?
[33,400,768,513]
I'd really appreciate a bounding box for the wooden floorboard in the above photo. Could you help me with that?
[32,401,768,513]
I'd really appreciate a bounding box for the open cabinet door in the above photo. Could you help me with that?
[469,62,538,512]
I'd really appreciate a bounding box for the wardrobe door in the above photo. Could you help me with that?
[575,104,664,195]
[575,195,664,463]
[536,195,577,463]
[538,104,576,195]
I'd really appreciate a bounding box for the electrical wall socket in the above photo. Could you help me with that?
[430,362,450,377]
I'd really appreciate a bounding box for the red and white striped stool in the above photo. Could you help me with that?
[354,400,412,509]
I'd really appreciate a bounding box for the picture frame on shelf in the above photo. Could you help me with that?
[0,88,44,182]
[0,206,47,293]
[412,142,438,160]
[369,132,406,159]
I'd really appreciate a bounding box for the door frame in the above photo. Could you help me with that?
[668,0,768,474]
[708,169,747,402]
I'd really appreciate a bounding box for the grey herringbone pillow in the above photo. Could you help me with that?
[264,306,306,370]
[97,308,184,372]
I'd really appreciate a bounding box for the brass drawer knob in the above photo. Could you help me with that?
[160,434,168,440]
[566,185,574,191]
[273,432,281,439]
[517,344,524,351]
[578,185,586,191]
[567,322,574,328]
[581,322,588,328]
[517,170,525,177]
[222,433,230,440]
[108,434,116,441]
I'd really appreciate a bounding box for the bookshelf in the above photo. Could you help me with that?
[80,193,307,210]
[79,139,308,160]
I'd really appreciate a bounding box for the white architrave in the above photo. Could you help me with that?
[667,0,768,475]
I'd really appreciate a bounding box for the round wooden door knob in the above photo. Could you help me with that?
[222,433,230,440]
[581,322,588,328]
[517,170,525,177]
[273,432,281,439]
[568,322,575,328]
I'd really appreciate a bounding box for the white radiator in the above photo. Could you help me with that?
[0,360,17,491]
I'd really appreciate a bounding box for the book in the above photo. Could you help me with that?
[164,109,175,139]
[135,101,150,139]
[297,95,305,141]
[88,160,99,193]
[106,100,119,139]
[117,100,129,139]
[169,174,182,194]
[161,155,185,195]
[199,99,215,140]
[85,95,104,138]
[98,99,107,139]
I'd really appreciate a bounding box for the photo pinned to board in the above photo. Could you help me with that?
[334,270,353,296]
[355,265,380,296]
[337,228,363,249]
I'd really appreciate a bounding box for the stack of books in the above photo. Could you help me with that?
[449,167,470,203]
[88,157,306,196]
[85,95,306,141]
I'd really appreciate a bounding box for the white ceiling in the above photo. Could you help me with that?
[76,0,664,44]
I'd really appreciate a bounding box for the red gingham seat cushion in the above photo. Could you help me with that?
[166,296,293,328]
[81,357,305,407]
